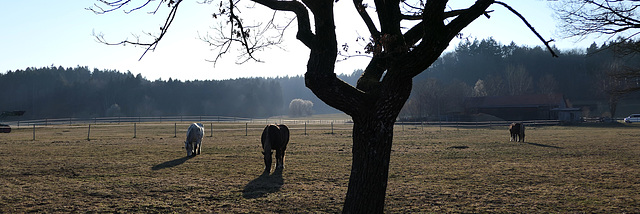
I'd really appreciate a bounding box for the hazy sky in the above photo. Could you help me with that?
[1,1,605,81]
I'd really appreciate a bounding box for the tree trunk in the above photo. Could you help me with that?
[340,74,412,213]
[342,117,395,213]
[609,94,620,118]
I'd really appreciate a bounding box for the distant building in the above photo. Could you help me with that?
[464,94,581,122]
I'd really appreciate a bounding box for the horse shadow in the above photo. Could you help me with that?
[242,168,284,199]
[524,142,564,149]
[151,156,192,171]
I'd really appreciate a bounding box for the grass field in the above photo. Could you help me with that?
[1,122,639,213]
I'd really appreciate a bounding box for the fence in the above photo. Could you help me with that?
[2,115,355,141]
[2,115,562,141]
[1,115,353,127]
[396,120,561,129]
[7,121,355,141]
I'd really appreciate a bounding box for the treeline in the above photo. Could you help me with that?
[404,37,640,119]
[3,38,638,121]
[0,67,284,120]
[0,66,360,120]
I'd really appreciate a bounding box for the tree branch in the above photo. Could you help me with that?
[353,0,381,40]
[554,0,640,41]
[89,0,184,61]
[494,1,558,57]
[251,0,314,47]
[398,0,494,79]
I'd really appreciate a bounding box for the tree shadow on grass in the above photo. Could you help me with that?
[151,156,192,170]
[242,168,284,199]
[524,142,564,149]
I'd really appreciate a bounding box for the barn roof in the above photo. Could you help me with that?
[465,94,566,108]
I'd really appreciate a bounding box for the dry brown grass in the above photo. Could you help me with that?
[1,122,639,213]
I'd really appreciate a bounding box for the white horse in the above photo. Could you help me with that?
[185,123,204,157]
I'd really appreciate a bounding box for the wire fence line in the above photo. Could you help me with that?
[396,120,561,129]
[2,115,561,130]
[9,120,355,141]
[3,116,355,140]
[2,115,562,141]
[2,115,354,127]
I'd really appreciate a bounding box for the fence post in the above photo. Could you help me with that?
[174,123,177,138]
[245,123,248,136]
[134,123,137,138]
[87,124,91,141]
[331,122,334,134]
[305,122,307,135]
[210,123,213,137]
[32,124,35,141]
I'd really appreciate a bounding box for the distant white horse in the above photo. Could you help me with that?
[185,123,204,157]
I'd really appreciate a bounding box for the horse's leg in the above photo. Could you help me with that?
[263,150,272,173]
[186,142,193,157]
[275,149,285,169]
[195,140,201,155]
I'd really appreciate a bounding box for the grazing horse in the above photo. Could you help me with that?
[261,124,290,173]
[185,123,204,157]
[509,122,525,142]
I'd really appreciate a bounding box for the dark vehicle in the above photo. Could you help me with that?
[0,124,10,133]
[0,111,26,133]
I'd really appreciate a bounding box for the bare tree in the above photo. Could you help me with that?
[289,98,313,117]
[554,0,640,105]
[553,0,640,42]
[538,74,559,95]
[473,79,488,97]
[90,0,556,212]
[504,64,533,95]
[484,74,506,96]
[596,60,640,117]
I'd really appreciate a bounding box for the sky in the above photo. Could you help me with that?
[0,0,607,81]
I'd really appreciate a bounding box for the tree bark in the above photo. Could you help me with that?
[609,94,620,118]
[341,69,413,213]
[342,117,395,213]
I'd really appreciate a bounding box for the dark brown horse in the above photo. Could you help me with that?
[261,124,290,173]
[509,122,525,142]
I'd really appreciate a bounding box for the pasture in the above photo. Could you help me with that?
[1,122,639,212]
